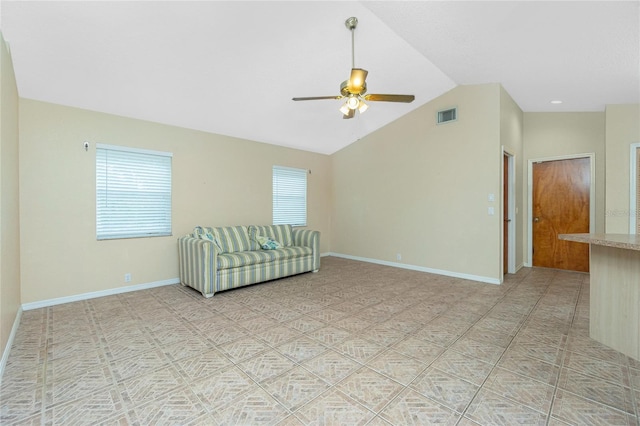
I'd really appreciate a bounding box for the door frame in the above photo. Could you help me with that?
[630,142,640,234]
[502,148,516,275]
[527,153,595,266]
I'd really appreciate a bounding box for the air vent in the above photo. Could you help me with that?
[437,107,457,124]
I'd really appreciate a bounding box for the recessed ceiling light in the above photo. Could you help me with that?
[550,100,563,104]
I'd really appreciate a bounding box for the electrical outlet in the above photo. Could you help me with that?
[396,253,402,261]
[124,273,131,283]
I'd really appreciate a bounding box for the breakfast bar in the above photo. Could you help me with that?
[559,233,640,361]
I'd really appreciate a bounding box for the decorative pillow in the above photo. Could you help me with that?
[256,234,281,250]
[193,226,223,251]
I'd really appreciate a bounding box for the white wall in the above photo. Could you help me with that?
[331,84,504,283]
[522,112,606,264]
[604,104,640,233]
[18,100,332,304]
[0,33,22,367]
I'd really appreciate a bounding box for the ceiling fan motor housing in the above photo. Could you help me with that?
[341,79,366,97]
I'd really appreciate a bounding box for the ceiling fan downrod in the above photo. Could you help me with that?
[345,17,358,69]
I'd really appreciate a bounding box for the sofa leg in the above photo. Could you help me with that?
[202,292,214,298]
[312,269,319,273]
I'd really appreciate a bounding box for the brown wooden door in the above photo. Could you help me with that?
[503,154,509,274]
[532,158,590,272]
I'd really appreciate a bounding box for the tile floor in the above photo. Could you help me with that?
[1,257,639,425]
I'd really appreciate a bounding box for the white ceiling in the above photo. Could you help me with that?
[1,1,638,155]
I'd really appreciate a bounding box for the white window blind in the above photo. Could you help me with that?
[273,165,307,226]
[96,144,172,240]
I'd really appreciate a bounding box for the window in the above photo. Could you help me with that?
[96,144,172,240]
[272,165,307,226]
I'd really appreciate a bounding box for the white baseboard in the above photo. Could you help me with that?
[328,253,501,285]
[320,252,331,257]
[22,278,180,311]
[0,306,23,386]
[524,261,532,268]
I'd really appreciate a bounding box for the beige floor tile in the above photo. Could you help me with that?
[301,349,362,385]
[483,367,555,413]
[379,388,461,425]
[262,366,330,411]
[336,367,404,412]
[551,389,637,425]
[306,325,352,346]
[44,365,114,409]
[42,386,125,425]
[190,365,255,411]
[118,365,185,406]
[464,389,547,425]
[294,388,375,425]
[212,387,289,425]
[4,258,640,425]
[448,336,506,365]
[563,351,630,385]
[175,348,232,381]
[430,350,494,386]
[557,368,635,414]
[334,337,385,363]
[498,350,560,386]
[218,336,270,363]
[254,324,302,347]
[237,349,297,383]
[411,366,479,413]
[129,387,208,424]
[284,315,327,333]
[366,350,427,386]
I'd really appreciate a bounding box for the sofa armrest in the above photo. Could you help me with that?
[292,229,320,271]
[177,235,219,297]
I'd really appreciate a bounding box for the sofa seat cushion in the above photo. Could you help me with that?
[269,246,312,261]
[216,246,313,270]
[217,251,274,269]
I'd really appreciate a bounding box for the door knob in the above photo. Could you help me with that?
[534,217,540,222]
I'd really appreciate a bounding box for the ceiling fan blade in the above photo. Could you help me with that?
[347,68,368,93]
[342,108,355,119]
[364,94,415,103]
[292,95,343,101]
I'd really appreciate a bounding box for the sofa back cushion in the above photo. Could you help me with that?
[193,226,224,251]
[249,225,293,248]
[212,226,255,253]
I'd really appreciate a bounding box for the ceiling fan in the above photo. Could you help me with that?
[292,17,415,119]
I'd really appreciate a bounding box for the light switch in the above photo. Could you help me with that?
[488,193,495,202]
[488,207,495,215]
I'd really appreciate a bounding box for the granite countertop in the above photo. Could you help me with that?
[558,233,640,251]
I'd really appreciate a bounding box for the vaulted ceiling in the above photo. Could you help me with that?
[1,1,638,154]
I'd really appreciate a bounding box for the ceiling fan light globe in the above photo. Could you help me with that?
[358,99,368,113]
[339,103,351,116]
[347,96,360,110]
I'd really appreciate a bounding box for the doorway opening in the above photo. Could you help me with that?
[502,150,516,277]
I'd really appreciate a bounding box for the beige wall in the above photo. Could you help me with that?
[331,84,503,282]
[1,34,21,363]
[500,86,524,271]
[19,100,331,304]
[522,112,606,264]
[605,104,640,233]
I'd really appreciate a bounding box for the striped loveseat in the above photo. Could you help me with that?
[178,224,320,298]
